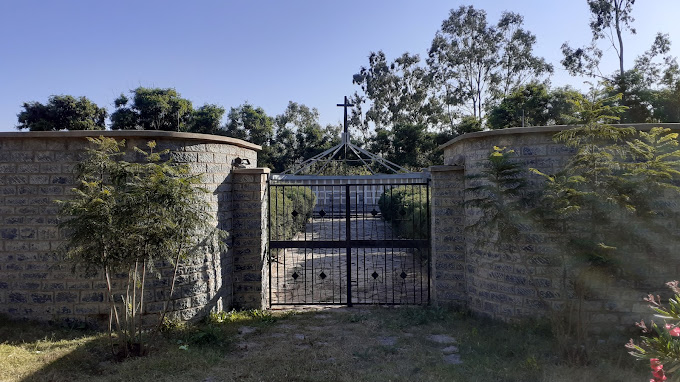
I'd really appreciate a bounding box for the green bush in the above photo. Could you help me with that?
[269,186,316,240]
[378,186,429,239]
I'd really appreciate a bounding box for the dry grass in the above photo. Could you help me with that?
[0,308,648,382]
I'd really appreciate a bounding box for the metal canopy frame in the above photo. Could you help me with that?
[278,96,410,176]
[278,132,409,176]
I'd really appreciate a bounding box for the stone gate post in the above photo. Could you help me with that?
[429,165,467,307]
[231,167,270,309]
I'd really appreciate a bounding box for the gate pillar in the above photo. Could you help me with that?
[232,167,270,309]
[429,165,467,307]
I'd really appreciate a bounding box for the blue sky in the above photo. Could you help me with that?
[0,0,678,132]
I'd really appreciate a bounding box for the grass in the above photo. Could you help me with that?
[0,307,648,382]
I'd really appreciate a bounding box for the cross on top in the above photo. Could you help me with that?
[337,96,354,135]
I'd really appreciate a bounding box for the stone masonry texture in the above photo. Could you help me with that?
[0,131,260,327]
[435,123,680,333]
[231,168,270,309]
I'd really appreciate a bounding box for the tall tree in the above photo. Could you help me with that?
[427,6,552,122]
[224,103,275,167]
[223,103,274,145]
[352,51,443,131]
[271,101,340,172]
[17,95,107,131]
[487,84,582,129]
[189,104,226,135]
[110,87,193,131]
[562,0,636,79]
[561,1,676,123]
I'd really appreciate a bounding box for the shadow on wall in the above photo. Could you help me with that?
[214,172,234,311]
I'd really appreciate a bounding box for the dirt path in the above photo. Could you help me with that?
[206,308,463,382]
[269,216,428,305]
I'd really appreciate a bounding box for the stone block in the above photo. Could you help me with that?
[55,292,79,303]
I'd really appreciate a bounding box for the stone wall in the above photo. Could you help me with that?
[0,131,261,326]
[433,123,680,332]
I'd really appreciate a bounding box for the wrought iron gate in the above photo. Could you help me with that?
[268,177,430,306]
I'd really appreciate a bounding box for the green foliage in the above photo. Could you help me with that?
[533,94,680,272]
[627,281,680,382]
[223,103,275,167]
[269,186,316,241]
[352,51,444,131]
[377,186,429,239]
[270,102,341,172]
[465,146,529,244]
[190,104,226,135]
[208,309,277,325]
[224,103,273,145]
[487,83,581,129]
[110,87,194,131]
[427,6,552,121]
[17,95,107,131]
[57,137,224,357]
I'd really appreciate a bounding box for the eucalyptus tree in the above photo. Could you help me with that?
[223,103,275,167]
[561,1,677,122]
[17,95,107,131]
[427,6,552,122]
[487,84,583,129]
[110,87,194,131]
[271,101,340,172]
[562,0,637,79]
[352,51,444,131]
[224,103,273,145]
[190,104,226,135]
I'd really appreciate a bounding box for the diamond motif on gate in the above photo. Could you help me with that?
[371,208,378,217]
[399,209,407,216]
[319,209,326,217]
[292,272,299,280]
[400,271,407,279]
[371,271,379,280]
[291,210,299,217]
[319,271,327,280]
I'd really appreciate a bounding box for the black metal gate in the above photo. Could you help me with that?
[268,177,430,306]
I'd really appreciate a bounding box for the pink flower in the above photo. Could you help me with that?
[665,324,680,337]
[650,359,667,382]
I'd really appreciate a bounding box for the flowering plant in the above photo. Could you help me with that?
[627,281,680,382]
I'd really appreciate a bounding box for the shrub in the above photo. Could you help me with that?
[378,186,429,239]
[627,280,680,382]
[57,137,224,358]
[269,186,316,240]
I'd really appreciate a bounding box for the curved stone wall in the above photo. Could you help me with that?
[434,123,680,332]
[0,131,259,326]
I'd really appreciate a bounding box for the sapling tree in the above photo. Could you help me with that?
[465,146,530,245]
[58,137,223,358]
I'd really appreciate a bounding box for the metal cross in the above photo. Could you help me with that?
[337,96,354,135]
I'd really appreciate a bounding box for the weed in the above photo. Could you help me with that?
[208,309,277,325]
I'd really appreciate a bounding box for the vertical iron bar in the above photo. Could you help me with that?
[382,184,387,304]
[346,183,352,306]
[362,184,366,303]
[268,181,272,307]
[426,180,431,304]
[302,186,308,304]
[419,183,423,304]
[282,186,287,304]
[390,185,395,304]
[412,183,416,304]
[354,184,358,302]
[331,185,336,303]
